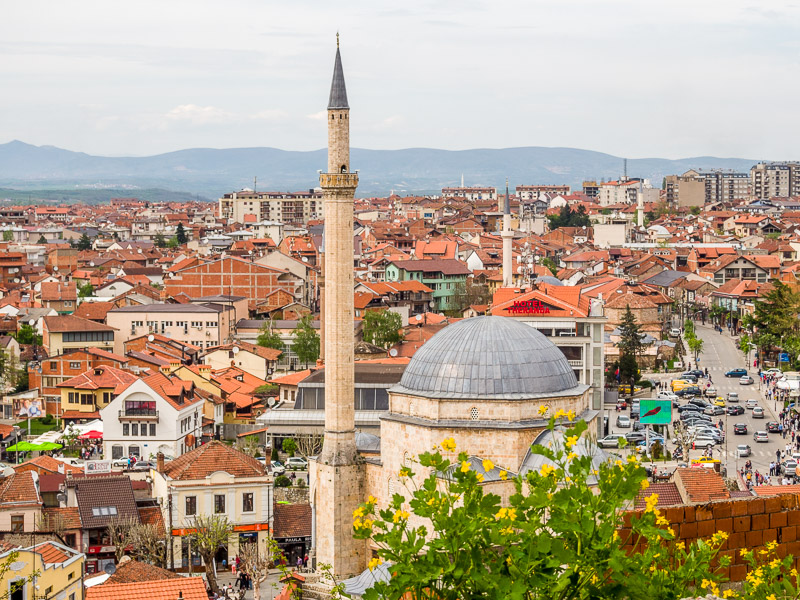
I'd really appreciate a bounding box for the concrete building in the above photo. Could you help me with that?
[0,542,84,600]
[516,184,570,200]
[751,162,800,199]
[666,170,749,207]
[42,316,116,357]
[219,190,322,225]
[440,186,497,201]
[106,303,235,354]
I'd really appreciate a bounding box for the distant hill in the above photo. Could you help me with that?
[0,140,758,199]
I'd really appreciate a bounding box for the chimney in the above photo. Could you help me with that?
[156,452,165,473]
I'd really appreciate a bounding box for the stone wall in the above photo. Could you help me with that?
[621,494,800,581]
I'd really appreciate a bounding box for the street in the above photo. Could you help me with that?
[606,323,786,483]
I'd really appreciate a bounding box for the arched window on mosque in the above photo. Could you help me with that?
[470,407,479,421]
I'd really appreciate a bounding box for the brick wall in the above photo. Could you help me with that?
[621,494,800,582]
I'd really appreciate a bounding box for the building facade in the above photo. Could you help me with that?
[219,190,322,225]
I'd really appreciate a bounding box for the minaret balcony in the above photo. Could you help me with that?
[319,173,359,189]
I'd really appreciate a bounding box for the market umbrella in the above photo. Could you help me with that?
[79,430,103,440]
[6,441,37,452]
[36,442,62,451]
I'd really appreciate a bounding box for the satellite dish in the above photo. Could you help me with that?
[90,262,95,267]
[301,257,309,262]
[104,563,117,575]
[53,266,58,271]
[415,314,422,322]
[232,347,240,354]
[147,334,155,342]
[389,348,398,357]
[267,397,277,407]
[56,492,67,504]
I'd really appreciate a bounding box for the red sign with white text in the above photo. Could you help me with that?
[508,300,551,314]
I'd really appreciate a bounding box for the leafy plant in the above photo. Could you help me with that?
[362,310,404,349]
[257,319,285,352]
[274,475,292,488]
[291,314,320,368]
[282,437,297,457]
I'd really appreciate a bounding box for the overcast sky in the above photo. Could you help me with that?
[2,0,798,159]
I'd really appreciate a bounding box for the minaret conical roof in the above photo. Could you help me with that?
[328,46,349,110]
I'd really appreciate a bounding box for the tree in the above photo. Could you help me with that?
[167,236,179,249]
[37,235,47,244]
[37,511,67,540]
[295,434,324,458]
[76,233,92,251]
[619,351,638,391]
[176,222,188,245]
[0,551,39,600]
[187,514,233,594]
[15,323,41,346]
[362,310,403,349]
[238,538,280,600]
[257,320,285,351]
[451,280,492,313]
[107,516,138,561]
[540,257,559,276]
[751,281,800,366]
[127,521,170,567]
[2,230,12,242]
[547,204,591,230]
[617,305,644,358]
[154,232,167,248]
[291,314,319,368]
[77,282,94,298]
[282,437,297,457]
[688,336,704,363]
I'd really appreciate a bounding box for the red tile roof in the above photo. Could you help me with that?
[58,365,138,391]
[675,468,730,503]
[161,440,266,480]
[273,503,311,539]
[87,576,208,600]
[41,506,82,530]
[633,482,683,509]
[106,559,181,584]
[0,471,41,507]
[32,541,69,564]
[44,315,116,333]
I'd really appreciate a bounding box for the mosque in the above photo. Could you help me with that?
[308,40,598,582]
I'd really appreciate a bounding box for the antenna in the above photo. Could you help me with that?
[623,158,628,179]
[254,176,257,193]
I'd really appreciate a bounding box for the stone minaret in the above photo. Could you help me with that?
[311,36,365,579]
[501,179,514,287]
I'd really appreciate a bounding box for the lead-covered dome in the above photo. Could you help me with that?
[392,316,583,400]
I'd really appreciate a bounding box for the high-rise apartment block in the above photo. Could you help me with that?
[750,162,800,199]
[219,189,322,225]
[440,186,497,201]
[665,170,749,206]
[515,184,570,200]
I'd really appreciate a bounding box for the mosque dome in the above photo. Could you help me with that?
[393,316,582,400]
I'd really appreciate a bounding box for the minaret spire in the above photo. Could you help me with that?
[502,178,514,287]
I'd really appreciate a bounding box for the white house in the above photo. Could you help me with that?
[100,372,204,461]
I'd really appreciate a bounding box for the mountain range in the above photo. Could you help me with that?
[0,140,759,199]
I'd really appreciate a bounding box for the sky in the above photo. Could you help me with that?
[2,0,799,159]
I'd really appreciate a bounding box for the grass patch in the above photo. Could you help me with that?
[14,417,60,436]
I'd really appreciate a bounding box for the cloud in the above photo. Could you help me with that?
[306,111,327,121]
[165,104,234,125]
[250,109,287,121]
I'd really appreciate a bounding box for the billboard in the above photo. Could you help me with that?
[639,399,672,425]
[85,461,112,474]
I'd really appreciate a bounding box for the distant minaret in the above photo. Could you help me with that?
[311,34,365,579]
[502,178,514,287]
[637,189,644,227]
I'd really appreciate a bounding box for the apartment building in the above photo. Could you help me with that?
[106,303,235,355]
[596,178,659,206]
[219,189,322,225]
[667,170,750,206]
[516,184,570,200]
[440,186,497,201]
[751,162,800,199]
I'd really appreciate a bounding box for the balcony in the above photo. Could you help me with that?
[118,410,159,421]
[567,360,584,368]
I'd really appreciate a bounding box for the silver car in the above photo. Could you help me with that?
[598,434,628,448]
[737,444,751,457]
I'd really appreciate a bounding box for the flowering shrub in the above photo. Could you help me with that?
[351,415,798,600]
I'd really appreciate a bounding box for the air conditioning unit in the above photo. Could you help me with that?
[205,331,212,337]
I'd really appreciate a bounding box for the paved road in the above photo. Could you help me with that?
[607,323,787,482]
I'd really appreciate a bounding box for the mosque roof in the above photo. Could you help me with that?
[391,316,586,400]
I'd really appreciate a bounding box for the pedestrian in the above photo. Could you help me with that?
[303,554,309,567]
[297,555,303,570]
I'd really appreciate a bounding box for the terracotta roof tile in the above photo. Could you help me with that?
[41,281,77,302]
[0,471,41,506]
[633,482,683,509]
[41,506,82,530]
[69,475,140,529]
[44,315,116,333]
[15,455,83,475]
[105,559,181,584]
[58,365,138,392]
[272,503,311,539]
[161,440,266,481]
[137,506,166,535]
[32,541,69,564]
[87,576,207,600]
[675,468,731,504]
[73,301,115,321]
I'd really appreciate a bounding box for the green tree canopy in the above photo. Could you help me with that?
[540,257,559,276]
[37,235,47,244]
[617,305,643,357]
[77,282,94,298]
[15,323,41,346]
[176,222,188,244]
[76,233,92,251]
[291,314,320,368]
[167,236,179,249]
[547,204,591,230]
[751,280,800,364]
[2,231,12,242]
[187,515,233,593]
[257,320,285,351]
[362,310,404,349]
[153,232,166,248]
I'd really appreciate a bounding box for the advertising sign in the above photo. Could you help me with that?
[639,399,672,425]
[85,461,112,474]
[15,398,43,418]
[507,300,551,315]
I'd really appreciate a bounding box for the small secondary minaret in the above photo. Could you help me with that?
[637,189,645,228]
[501,178,514,287]
[311,35,366,579]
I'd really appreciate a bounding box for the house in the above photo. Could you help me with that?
[0,542,84,600]
[100,372,204,461]
[85,578,207,600]
[57,366,139,425]
[385,259,471,312]
[202,341,282,381]
[700,254,772,284]
[0,470,43,532]
[42,316,116,357]
[272,503,312,567]
[39,282,78,315]
[150,442,272,571]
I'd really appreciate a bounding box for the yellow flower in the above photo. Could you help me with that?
[667,527,675,536]
[353,518,362,529]
[628,454,639,463]
[740,548,751,558]
[367,557,383,571]
[565,476,572,483]
[495,508,508,520]
[766,540,778,551]
[460,460,471,473]
[792,568,799,579]
[640,479,650,490]
[644,493,659,513]
[567,409,575,421]
[554,409,566,419]
[656,515,669,526]
[566,452,577,461]
[366,495,376,504]
[353,507,365,518]
[566,435,579,448]
[767,594,776,600]
[392,509,409,523]
[426,497,436,506]
[540,464,556,477]
[770,558,781,569]
[499,470,508,480]
[537,405,549,416]
[362,518,374,530]
[482,459,494,472]
[711,530,729,544]
[440,437,456,452]
[701,579,711,590]
[398,467,411,478]
[501,526,514,535]
[612,531,619,541]
[507,508,517,520]
[590,574,599,584]
[476,473,484,483]
[722,591,735,599]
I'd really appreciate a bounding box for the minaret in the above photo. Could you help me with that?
[637,189,645,227]
[501,178,514,287]
[311,35,365,579]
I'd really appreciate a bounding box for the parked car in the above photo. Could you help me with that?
[669,328,681,337]
[728,405,745,416]
[657,391,678,402]
[754,431,769,443]
[725,368,748,378]
[727,392,740,403]
[630,401,640,419]
[704,405,725,416]
[678,404,703,413]
[745,399,759,409]
[111,458,130,468]
[285,457,308,470]
[686,369,705,378]
[681,374,699,384]
[598,434,628,448]
[270,461,286,475]
[753,407,765,419]
[694,435,719,447]
[768,421,781,433]
[705,387,718,398]
[616,415,631,428]
[740,375,755,385]
[783,460,798,477]
[766,368,783,375]
[737,444,752,458]
[676,386,701,397]
[689,398,711,408]
[625,431,646,443]
[733,423,748,435]
[131,460,155,472]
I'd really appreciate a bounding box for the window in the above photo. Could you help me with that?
[132,321,143,327]
[45,587,52,596]
[91,506,118,516]
[242,492,254,513]
[64,301,72,308]
[68,570,75,580]
[470,407,479,421]
[207,321,218,328]
[122,424,129,436]
[214,494,226,514]
[50,361,57,369]
[68,392,77,404]
[186,496,197,516]
[129,445,140,457]
[112,445,123,459]
[150,423,156,436]
[80,393,92,405]
[69,361,81,369]
[139,423,146,436]
[10,515,23,532]
[191,321,203,328]
[131,423,138,436]
[103,392,111,404]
